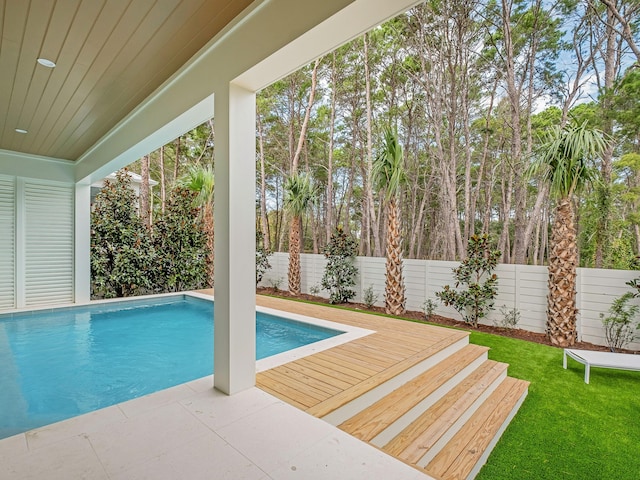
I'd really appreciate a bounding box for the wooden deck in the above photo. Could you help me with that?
[200,291,529,480]
[253,296,529,480]
[256,296,470,416]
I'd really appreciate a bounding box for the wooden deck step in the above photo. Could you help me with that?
[424,376,530,480]
[338,344,489,443]
[383,360,508,465]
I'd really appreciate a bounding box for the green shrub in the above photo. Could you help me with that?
[495,305,521,329]
[269,277,283,291]
[91,170,156,298]
[436,234,501,328]
[600,292,639,352]
[321,227,358,304]
[626,276,640,297]
[422,298,438,321]
[363,285,378,308]
[152,186,208,292]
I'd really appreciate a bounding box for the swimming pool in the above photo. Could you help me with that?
[0,295,343,439]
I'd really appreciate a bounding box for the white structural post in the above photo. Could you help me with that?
[75,182,91,304]
[213,83,257,395]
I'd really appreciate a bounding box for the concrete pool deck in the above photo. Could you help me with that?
[0,376,431,479]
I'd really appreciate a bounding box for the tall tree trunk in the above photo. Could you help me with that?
[363,33,382,257]
[512,0,543,264]
[502,0,524,264]
[462,96,473,250]
[599,0,640,62]
[540,207,549,265]
[472,77,498,239]
[521,184,549,263]
[533,211,542,266]
[257,113,271,251]
[291,58,321,174]
[483,164,495,236]
[140,154,151,228]
[311,207,320,254]
[547,197,578,346]
[498,163,514,263]
[408,173,432,259]
[326,52,337,243]
[595,4,617,267]
[344,151,356,238]
[277,181,287,253]
[173,137,181,183]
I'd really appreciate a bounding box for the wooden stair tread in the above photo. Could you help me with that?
[424,376,530,480]
[306,333,469,418]
[384,360,508,462]
[338,344,489,441]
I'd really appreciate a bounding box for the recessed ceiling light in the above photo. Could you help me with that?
[15,128,28,134]
[37,58,56,68]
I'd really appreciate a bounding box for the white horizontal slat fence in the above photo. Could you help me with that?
[260,252,640,350]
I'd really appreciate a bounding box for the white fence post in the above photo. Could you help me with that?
[576,268,583,342]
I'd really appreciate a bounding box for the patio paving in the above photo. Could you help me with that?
[0,377,431,479]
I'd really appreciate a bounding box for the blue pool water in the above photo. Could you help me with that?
[0,296,342,439]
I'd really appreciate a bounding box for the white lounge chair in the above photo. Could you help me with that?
[563,348,640,384]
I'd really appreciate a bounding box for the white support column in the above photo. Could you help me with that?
[213,83,256,395]
[75,182,91,304]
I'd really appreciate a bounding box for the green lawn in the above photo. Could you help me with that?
[471,331,640,480]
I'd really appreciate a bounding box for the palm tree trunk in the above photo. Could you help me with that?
[288,215,301,295]
[385,198,405,315]
[547,197,578,346]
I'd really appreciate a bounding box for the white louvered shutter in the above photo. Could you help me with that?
[24,181,74,306]
[0,176,15,309]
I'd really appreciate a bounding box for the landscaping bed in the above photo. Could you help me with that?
[257,287,636,353]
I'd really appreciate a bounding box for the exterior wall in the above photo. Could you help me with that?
[260,252,640,350]
[0,175,74,311]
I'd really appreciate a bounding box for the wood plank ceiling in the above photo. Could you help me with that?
[0,0,252,161]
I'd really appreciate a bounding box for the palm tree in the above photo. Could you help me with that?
[530,121,608,346]
[182,164,215,287]
[284,173,316,295]
[373,128,406,316]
